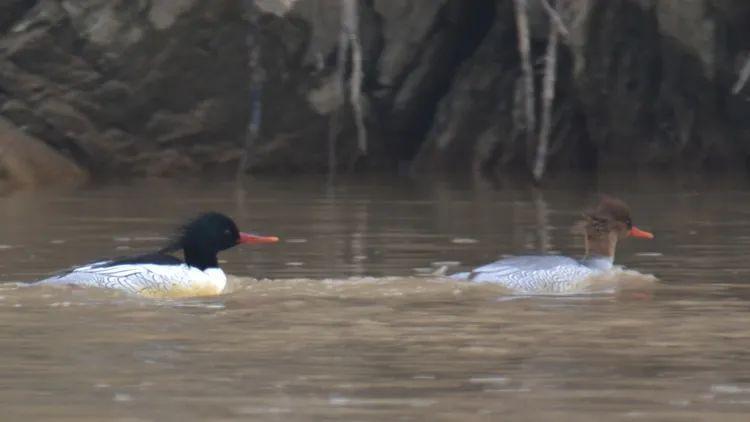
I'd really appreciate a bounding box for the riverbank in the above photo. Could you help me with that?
[1,1,749,185]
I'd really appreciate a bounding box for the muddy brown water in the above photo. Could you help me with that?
[1,175,750,421]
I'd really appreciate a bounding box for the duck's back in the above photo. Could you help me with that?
[452,255,603,294]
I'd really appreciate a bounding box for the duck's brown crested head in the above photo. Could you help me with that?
[585,196,653,239]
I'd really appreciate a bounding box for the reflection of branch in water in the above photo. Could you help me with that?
[348,204,368,277]
[234,183,246,216]
[532,189,551,253]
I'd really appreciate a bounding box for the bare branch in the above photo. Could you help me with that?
[237,0,263,179]
[533,2,560,182]
[328,0,367,181]
[732,54,750,95]
[539,0,569,39]
[327,1,350,183]
[513,0,537,161]
[346,0,367,155]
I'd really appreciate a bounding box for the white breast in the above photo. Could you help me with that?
[38,262,227,298]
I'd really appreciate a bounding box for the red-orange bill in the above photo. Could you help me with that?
[629,226,654,239]
[238,232,280,244]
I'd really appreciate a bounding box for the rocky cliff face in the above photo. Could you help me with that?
[1,0,749,183]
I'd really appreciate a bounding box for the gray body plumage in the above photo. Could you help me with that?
[452,255,614,294]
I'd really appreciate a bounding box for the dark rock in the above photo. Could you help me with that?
[0,0,35,34]
[0,99,35,126]
[146,110,204,145]
[412,7,521,173]
[144,149,199,177]
[0,116,87,186]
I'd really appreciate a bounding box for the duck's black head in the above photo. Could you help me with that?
[162,212,279,270]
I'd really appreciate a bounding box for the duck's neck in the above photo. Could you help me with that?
[183,248,219,271]
[584,231,618,261]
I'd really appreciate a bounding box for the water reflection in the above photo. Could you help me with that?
[1,175,750,419]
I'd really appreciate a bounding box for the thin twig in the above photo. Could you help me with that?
[533,189,551,252]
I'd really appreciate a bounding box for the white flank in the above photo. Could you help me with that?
[37,262,227,298]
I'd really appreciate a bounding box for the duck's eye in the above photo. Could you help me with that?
[224,229,231,235]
